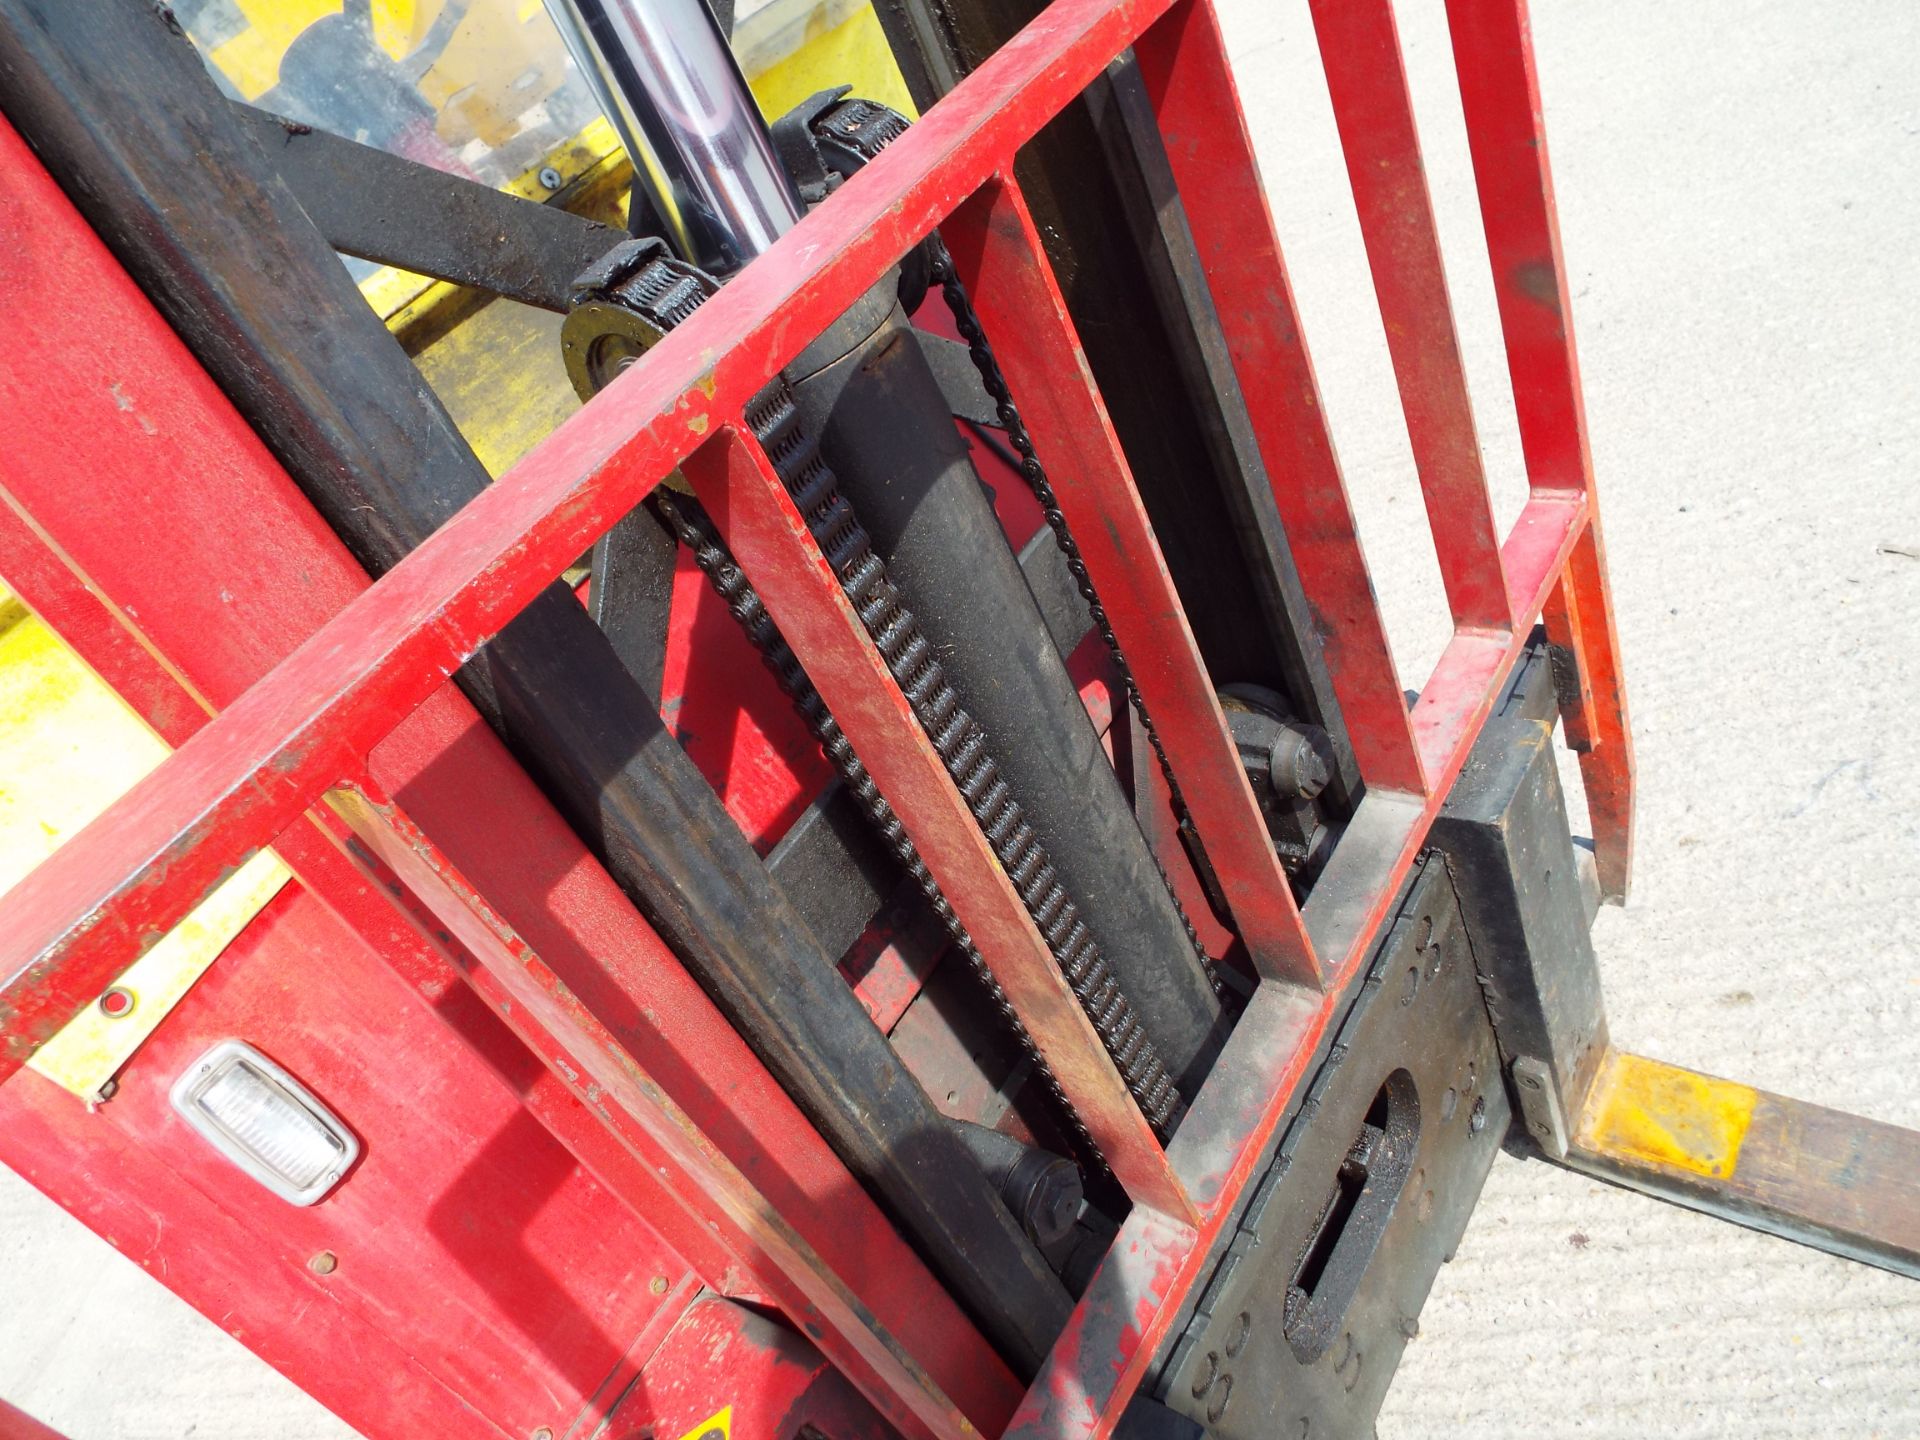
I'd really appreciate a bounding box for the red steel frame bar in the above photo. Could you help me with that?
[0,0,1633,1434]
[1132,0,1427,797]
[940,178,1317,987]
[1447,0,1635,897]
[1309,0,1512,634]
[683,427,1191,1221]
[0,110,1018,1436]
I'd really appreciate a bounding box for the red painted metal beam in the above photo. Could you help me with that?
[1446,0,1634,896]
[1310,0,1512,633]
[684,426,1194,1223]
[1545,524,1634,899]
[0,0,1201,1073]
[0,0,1639,1431]
[0,1398,69,1440]
[326,780,975,1440]
[1134,0,1426,797]
[942,176,1318,988]
[0,112,1018,1434]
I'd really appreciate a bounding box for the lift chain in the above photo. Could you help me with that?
[577,246,1184,1138]
[653,487,1111,1171]
[811,97,1224,998]
[667,375,1180,1136]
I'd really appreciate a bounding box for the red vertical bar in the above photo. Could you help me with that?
[1446,0,1635,895]
[1134,0,1426,797]
[684,427,1196,1223]
[1543,526,1634,900]
[942,176,1319,988]
[1309,0,1512,632]
[1444,0,1589,499]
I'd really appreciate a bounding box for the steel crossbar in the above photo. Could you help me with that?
[0,0,1631,1434]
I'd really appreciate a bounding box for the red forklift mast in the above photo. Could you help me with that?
[0,1,1913,1438]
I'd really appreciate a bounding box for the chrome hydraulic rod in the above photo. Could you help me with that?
[542,0,801,273]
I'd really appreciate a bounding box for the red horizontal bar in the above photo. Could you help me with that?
[0,0,1190,1076]
[685,426,1193,1223]
[1310,0,1512,631]
[1134,0,1426,798]
[942,176,1318,988]
[1417,492,1585,778]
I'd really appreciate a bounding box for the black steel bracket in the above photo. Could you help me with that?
[230,100,624,312]
[1150,858,1509,1439]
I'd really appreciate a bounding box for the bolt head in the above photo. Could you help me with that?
[538,166,564,191]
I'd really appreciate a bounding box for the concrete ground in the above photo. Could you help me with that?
[3,0,1917,1436]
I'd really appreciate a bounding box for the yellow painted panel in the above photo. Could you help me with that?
[0,596,166,888]
[1575,1051,1759,1180]
[746,3,919,124]
[207,1,444,101]
[30,850,291,1103]
[0,594,289,1102]
[208,0,340,101]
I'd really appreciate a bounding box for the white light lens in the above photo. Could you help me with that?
[170,1040,358,1205]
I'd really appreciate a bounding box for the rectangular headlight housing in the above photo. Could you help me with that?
[170,1039,358,1206]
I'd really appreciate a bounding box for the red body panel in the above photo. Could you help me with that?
[0,0,1630,1436]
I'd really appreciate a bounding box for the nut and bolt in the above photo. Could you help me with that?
[1267,722,1335,801]
[648,1275,668,1296]
[308,1251,338,1276]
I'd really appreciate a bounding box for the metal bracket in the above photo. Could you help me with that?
[1431,637,1609,1144]
[232,100,623,312]
[1151,859,1507,1440]
[1511,1055,1568,1159]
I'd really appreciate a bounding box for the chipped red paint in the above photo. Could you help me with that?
[0,0,1632,1434]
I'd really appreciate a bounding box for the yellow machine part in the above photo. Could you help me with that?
[0,594,290,1103]
[1573,1050,1760,1181]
